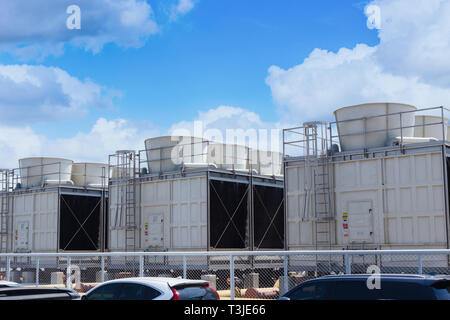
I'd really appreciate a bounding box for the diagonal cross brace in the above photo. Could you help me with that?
[210,181,249,248]
[254,187,284,249]
[61,195,100,250]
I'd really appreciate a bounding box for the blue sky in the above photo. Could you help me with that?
[5,0,378,137]
[0,0,449,166]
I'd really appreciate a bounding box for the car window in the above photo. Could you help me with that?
[202,287,220,300]
[332,280,380,300]
[378,281,435,300]
[287,282,330,300]
[85,283,122,300]
[117,283,161,300]
[175,285,217,300]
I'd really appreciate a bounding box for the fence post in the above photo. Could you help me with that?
[66,256,71,289]
[6,256,10,281]
[230,255,235,301]
[139,255,144,278]
[283,255,288,295]
[345,253,351,274]
[183,256,187,279]
[418,254,423,275]
[35,257,40,286]
[101,256,105,283]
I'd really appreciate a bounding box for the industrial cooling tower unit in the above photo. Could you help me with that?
[283,102,450,271]
[0,159,108,254]
[108,137,285,253]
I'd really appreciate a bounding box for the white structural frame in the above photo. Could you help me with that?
[283,105,450,250]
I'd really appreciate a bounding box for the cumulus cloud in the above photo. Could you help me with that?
[266,0,450,124]
[0,106,285,168]
[169,0,196,21]
[169,105,286,151]
[0,118,158,168]
[0,64,120,124]
[373,0,450,86]
[0,0,159,60]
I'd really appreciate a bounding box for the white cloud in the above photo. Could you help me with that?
[373,0,450,86]
[0,118,159,168]
[0,0,159,60]
[169,105,286,152]
[169,0,196,21]
[266,0,450,124]
[47,118,158,163]
[0,64,120,124]
[0,106,286,168]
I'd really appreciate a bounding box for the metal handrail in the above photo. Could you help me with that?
[1,248,449,257]
[283,105,450,157]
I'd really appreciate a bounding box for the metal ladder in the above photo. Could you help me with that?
[303,122,333,249]
[112,151,138,252]
[303,122,334,275]
[0,170,9,253]
[313,157,333,248]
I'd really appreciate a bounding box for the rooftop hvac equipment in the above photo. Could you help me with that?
[249,149,283,176]
[71,163,109,188]
[414,115,448,141]
[145,136,208,174]
[334,102,417,151]
[18,157,73,188]
[208,143,249,171]
[110,150,137,178]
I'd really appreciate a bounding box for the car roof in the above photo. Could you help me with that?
[306,274,450,286]
[0,281,21,287]
[0,286,77,293]
[101,277,208,287]
[318,274,450,280]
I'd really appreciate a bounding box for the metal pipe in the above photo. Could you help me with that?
[139,255,144,277]
[345,253,351,274]
[66,256,71,289]
[101,256,105,283]
[6,255,10,281]
[230,255,235,300]
[35,257,39,286]
[0,249,450,258]
[283,255,288,294]
[418,254,423,274]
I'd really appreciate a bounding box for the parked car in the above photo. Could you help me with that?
[0,281,21,288]
[82,277,220,300]
[280,274,450,300]
[0,286,80,300]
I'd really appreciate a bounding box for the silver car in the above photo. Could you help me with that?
[81,277,220,300]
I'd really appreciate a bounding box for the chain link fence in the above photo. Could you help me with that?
[0,250,449,300]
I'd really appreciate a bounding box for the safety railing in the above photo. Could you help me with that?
[136,138,282,177]
[0,249,449,300]
[283,106,450,158]
[7,162,109,191]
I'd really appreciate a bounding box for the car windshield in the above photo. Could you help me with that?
[174,284,218,300]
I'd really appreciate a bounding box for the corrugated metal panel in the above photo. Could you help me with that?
[286,151,447,248]
[286,165,310,245]
[11,191,58,252]
[109,176,207,251]
[170,177,207,249]
[379,153,446,245]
